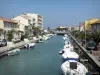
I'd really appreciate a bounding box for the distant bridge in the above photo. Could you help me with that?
[54,31,68,35]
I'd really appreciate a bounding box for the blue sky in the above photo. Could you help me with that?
[0,0,100,28]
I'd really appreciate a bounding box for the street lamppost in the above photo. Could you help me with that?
[85,25,87,49]
[84,22,87,49]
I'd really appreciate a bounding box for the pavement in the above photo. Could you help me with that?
[0,38,39,54]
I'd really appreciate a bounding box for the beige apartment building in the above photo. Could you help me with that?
[0,17,19,39]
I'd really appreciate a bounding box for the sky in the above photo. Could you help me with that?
[0,0,100,28]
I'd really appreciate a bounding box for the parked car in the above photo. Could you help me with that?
[86,41,96,51]
[2,39,7,46]
[0,40,2,47]
[0,39,7,47]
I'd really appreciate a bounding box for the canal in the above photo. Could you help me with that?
[0,36,64,75]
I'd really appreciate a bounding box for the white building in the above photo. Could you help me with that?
[79,23,85,31]
[71,26,80,31]
[12,14,36,37]
[26,13,43,29]
[12,13,43,37]
[67,27,72,31]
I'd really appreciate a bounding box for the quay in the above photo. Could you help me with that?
[68,33,100,73]
[0,38,39,57]
[55,31,100,73]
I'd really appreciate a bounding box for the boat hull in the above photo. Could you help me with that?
[61,60,88,75]
[61,52,79,62]
[24,43,35,48]
[7,49,20,56]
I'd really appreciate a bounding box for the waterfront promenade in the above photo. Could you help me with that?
[0,38,39,56]
[68,33,100,73]
[55,31,100,73]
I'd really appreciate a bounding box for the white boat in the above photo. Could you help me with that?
[38,38,44,43]
[63,36,68,40]
[61,51,79,62]
[61,60,88,75]
[63,35,69,40]
[29,43,35,48]
[59,48,72,55]
[64,34,68,37]
[63,44,74,51]
[64,40,71,45]
[7,49,20,56]
[43,36,49,40]
[24,43,35,48]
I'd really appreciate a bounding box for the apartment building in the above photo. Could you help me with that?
[12,14,36,37]
[26,13,43,29]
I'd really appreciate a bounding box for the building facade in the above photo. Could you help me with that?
[71,26,80,31]
[91,20,100,32]
[26,13,43,29]
[12,13,36,37]
[79,22,85,31]
[12,14,30,32]
[0,17,19,39]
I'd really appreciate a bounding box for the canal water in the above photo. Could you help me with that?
[0,36,64,75]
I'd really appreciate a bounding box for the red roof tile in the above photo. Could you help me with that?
[0,17,17,23]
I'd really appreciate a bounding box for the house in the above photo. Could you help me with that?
[90,20,100,32]
[0,17,19,39]
[71,26,80,31]
[79,22,85,31]
[84,18,99,31]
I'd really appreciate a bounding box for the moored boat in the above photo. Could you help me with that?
[38,39,44,43]
[7,49,20,56]
[61,60,88,75]
[63,44,74,51]
[59,48,72,55]
[63,35,69,40]
[61,51,79,62]
[63,36,69,40]
[24,42,35,48]
[64,34,68,37]
[43,35,49,40]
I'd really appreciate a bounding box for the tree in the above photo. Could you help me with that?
[32,26,41,37]
[91,31,100,50]
[7,30,14,41]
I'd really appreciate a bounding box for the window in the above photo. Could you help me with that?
[33,19,35,21]
[28,20,31,24]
